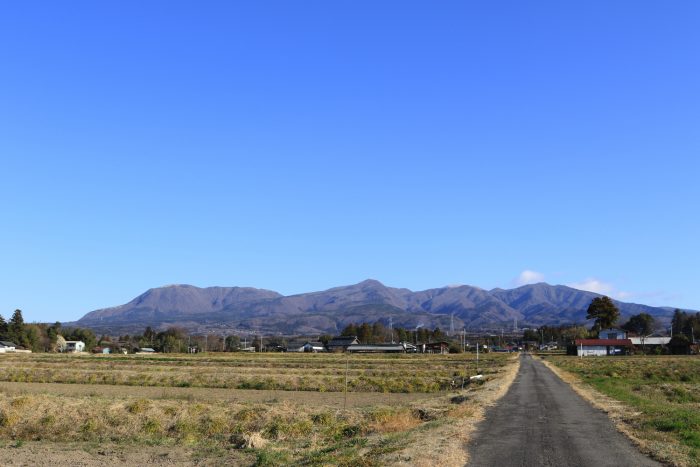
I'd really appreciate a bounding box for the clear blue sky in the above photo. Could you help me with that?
[1,1,698,322]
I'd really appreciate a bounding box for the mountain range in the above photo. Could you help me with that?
[73,280,682,335]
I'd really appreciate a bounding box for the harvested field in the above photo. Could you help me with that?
[0,352,519,466]
[0,381,430,408]
[542,355,700,467]
[0,352,507,393]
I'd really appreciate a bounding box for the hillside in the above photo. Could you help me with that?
[72,280,681,335]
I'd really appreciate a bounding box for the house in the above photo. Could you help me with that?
[0,341,17,353]
[346,343,406,353]
[64,341,86,353]
[327,336,360,352]
[574,338,633,356]
[598,329,627,340]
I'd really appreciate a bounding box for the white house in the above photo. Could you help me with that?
[64,341,85,353]
[0,341,17,353]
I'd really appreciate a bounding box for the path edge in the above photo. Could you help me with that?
[459,354,522,466]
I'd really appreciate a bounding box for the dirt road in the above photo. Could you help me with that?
[467,354,660,467]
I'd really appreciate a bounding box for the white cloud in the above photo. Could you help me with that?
[568,278,632,301]
[514,270,545,286]
[568,278,614,295]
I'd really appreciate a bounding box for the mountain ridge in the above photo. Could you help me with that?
[73,280,686,335]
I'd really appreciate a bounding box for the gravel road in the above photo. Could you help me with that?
[467,354,660,467]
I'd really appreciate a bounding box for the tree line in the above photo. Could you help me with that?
[339,322,446,344]
[0,309,98,352]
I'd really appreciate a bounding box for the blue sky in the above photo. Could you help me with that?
[1,1,698,322]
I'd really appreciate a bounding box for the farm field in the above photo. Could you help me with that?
[0,352,518,466]
[543,355,700,467]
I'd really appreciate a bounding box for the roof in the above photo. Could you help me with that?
[304,341,325,347]
[0,341,17,347]
[285,340,307,348]
[347,344,405,352]
[629,337,671,345]
[328,336,359,346]
[575,339,633,347]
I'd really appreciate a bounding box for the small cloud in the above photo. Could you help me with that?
[514,270,545,286]
[568,278,614,295]
[568,278,631,301]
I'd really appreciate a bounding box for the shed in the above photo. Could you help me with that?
[629,337,671,346]
[303,341,326,353]
[64,341,86,353]
[0,341,17,353]
[285,340,307,352]
[423,341,450,354]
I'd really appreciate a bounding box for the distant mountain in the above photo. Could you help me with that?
[73,280,682,335]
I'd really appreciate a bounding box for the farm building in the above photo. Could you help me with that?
[303,341,326,352]
[285,341,326,352]
[629,336,671,347]
[64,341,86,353]
[285,340,308,352]
[0,341,17,353]
[346,343,406,353]
[327,336,360,352]
[136,347,156,354]
[574,338,633,356]
[422,341,450,354]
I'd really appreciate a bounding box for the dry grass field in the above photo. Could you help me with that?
[542,355,700,467]
[0,352,519,466]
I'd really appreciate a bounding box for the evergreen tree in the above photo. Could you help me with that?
[0,314,8,339]
[622,313,655,336]
[9,309,25,344]
[586,297,620,331]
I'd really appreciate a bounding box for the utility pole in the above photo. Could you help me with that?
[390,317,394,344]
[476,337,480,374]
[205,334,208,353]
